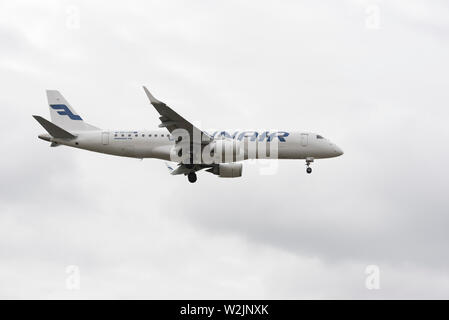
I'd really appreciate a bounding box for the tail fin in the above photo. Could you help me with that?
[47,90,100,132]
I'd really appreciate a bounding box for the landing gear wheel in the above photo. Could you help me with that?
[188,172,197,183]
[305,157,314,174]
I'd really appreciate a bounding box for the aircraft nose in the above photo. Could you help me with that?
[334,145,344,156]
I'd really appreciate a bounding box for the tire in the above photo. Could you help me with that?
[188,172,197,183]
[306,167,312,174]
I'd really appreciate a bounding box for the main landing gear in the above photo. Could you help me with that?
[187,172,197,183]
[306,157,314,174]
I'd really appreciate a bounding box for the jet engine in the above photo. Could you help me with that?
[207,163,243,178]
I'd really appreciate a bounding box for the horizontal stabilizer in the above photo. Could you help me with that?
[33,115,76,139]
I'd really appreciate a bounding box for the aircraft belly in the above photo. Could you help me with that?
[147,145,171,161]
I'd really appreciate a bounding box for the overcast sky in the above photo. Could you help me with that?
[1,0,449,299]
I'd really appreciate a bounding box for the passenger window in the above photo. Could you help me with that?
[317,135,324,139]
[149,134,152,137]
[121,134,124,137]
[142,134,145,137]
[161,134,164,137]
[155,134,158,137]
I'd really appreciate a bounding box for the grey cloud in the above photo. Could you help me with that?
[1,0,448,299]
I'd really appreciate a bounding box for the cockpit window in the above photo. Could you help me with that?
[317,135,324,139]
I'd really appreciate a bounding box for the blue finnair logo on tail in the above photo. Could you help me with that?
[50,104,82,120]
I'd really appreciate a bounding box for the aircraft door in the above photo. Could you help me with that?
[102,131,110,145]
[300,133,308,147]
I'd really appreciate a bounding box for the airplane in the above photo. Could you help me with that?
[33,87,344,183]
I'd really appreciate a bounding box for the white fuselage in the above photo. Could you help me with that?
[40,129,344,161]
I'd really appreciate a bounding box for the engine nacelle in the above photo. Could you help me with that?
[211,140,241,163]
[207,163,243,178]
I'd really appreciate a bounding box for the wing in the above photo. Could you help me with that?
[165,162,216,176]
[143,86,212,145]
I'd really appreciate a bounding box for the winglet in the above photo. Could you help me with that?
[143,86,163,105]
[165,162,175,174]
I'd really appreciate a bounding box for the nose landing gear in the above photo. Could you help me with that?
[305,157,314,174]
[187,172,197,183]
